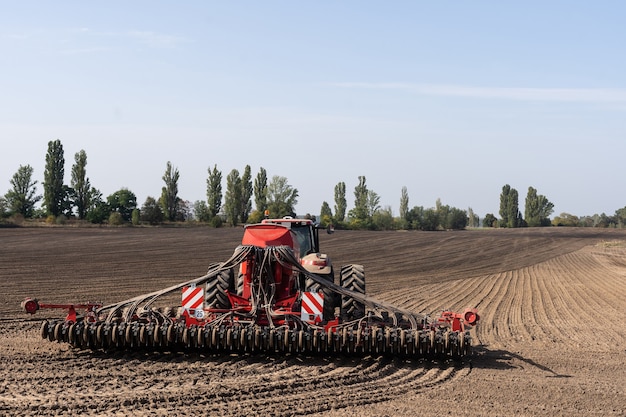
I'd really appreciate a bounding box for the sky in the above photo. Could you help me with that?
[1,2,625,218]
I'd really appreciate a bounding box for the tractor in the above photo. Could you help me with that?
[24,217,479,357]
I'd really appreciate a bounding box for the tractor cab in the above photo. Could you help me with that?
[260,217,321,256]
[259,217,332,275]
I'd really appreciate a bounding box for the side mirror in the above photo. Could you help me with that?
[326,224,335,234]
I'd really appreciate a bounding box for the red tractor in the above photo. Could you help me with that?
[24,218,479,357]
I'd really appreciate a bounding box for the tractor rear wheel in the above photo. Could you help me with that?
[340,264,366,321]
[206,267,235,309]
[236,264,245,296]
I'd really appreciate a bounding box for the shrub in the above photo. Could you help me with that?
[210,215,223,228]
[131,209,140,226]
[246,210,264,224]
[108,212,124,225]
[9,213,25,225]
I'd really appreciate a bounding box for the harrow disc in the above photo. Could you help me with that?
[37,318,471,360]
[40,320,49,340]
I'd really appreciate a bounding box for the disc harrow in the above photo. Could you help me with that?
[24,218,480,360]
[38,320,473,358]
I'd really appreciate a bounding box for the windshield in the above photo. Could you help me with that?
[291,225,313,257]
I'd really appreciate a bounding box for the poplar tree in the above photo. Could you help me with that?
[507,188,522,228]
[399,186,409,220]
[70,150,91,220]
[43,139,65,217]
[224,169,242,226]
[350,176,369,221]
[240,165,253,223]
[499,184,511,227]
[206,164,223,219]
[160,161,180,221]
[254,167,268,215]
[333,182,346,223]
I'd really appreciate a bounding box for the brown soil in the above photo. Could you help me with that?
[1,226,625,416]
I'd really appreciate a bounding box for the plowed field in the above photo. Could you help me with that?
[1,226,625,416]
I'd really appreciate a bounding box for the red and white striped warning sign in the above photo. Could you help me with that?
[182,285,204,310]
[301,291,324,323]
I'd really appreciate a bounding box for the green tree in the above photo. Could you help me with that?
[552,212,579,227]
[537,194,554,226]
[507,188,523,228]
[435,200,445,227]
[0,196,8,219]
[43,139,65,217]
[367,190,381,217]
[224,169,242,226]
[499,184,511,227]
[483,213,497,227]
[254,167,268,215]
[193,200,211,222]
[524,186,541,227]
[399,186,409,220]
[4,165,41,218]
[267,175,298,218]
[240,165,253,223]
[349,176,369,222]
[406,206,424,230]
[131,208,140,225]
[206,164,222,219]
[500,184,522,228]
[107,188,137,222]
[60,184,74,218]
[467,207,479,228]
[160,161,180,221]
[526,187,554,227]
[141,196,164,225]
[372,206,394,230]
[70,150,91,220]
[86,188,109,224]
[319,201,333,227]
[443,207,468,230]
[422,208,439,231]
[615,207,626,228]
[175,199,191,222]
[334,182,347,223]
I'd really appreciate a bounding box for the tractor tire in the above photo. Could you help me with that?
[305,269,336,321]
[340,264,366,321]
[206,267,235,309]
[236,264,245,296]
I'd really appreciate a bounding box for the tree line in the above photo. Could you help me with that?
[2,140,626,229]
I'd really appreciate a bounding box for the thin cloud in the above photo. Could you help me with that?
[65,28,189,51]
[3,33,30,40]
[127,30,189,48]
[332,82,626,103]
[58,47,112,55]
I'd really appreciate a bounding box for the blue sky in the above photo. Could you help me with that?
[1,2,625,218]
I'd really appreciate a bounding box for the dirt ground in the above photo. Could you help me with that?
[1,226,625,416]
